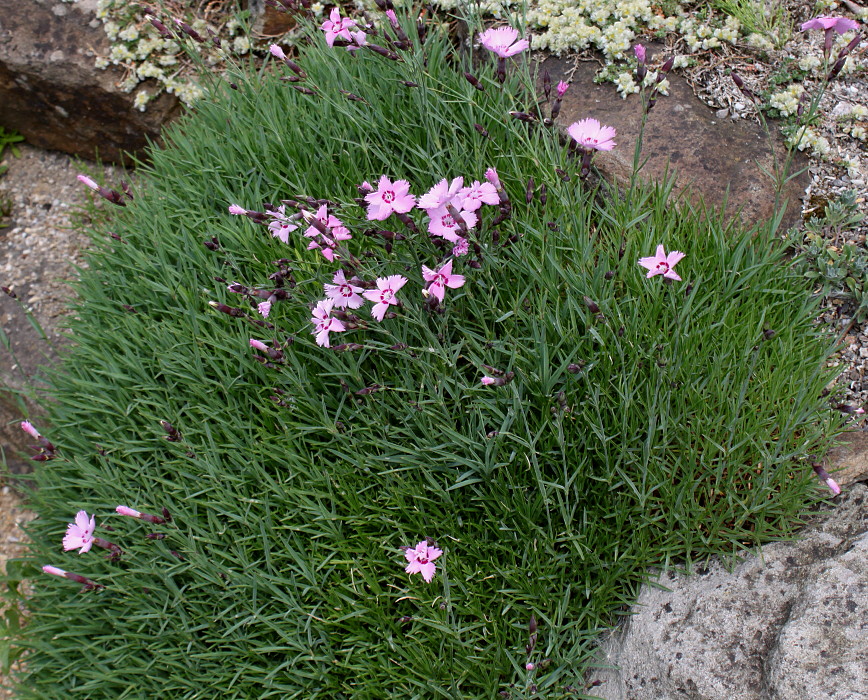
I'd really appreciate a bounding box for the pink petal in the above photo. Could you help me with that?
[419,561,437,582]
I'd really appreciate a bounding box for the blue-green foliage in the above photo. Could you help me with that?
[4,13,841,699]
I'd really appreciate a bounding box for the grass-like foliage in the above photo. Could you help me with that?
[3,10,843,699]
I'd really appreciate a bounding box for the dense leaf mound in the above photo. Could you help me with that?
[6,12,841,698]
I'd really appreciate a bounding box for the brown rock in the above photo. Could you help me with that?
[542,54,809,232]
[0,0,182,164]
[826,430,868,486]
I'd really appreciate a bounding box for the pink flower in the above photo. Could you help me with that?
[324,269,365,309]
[452,237,469,257]
[556,80,569,98]
[269,44,286,60]
[481,376,497,385]
[228,204,247,215]
[116,506,142,518]
[77,174,99,191]
[484,167,502,190]
[638,245,685,281]
[42,565,67,578]
[825,477,842,496]
[403,540,443,583]
[418,177,465,211]
[310,298,346,348]
[385,9,399,28]
[525,663,535,671]
[365,175,416,221]
[363,275,407,321]
[62,510,96,554]
[249,339,269,352]
[258,300,272,317]
[634,44,646,63]
[567,119,617,151]
[426,206,477,242]
[800,16,860,33]
[479,26,530,58]
[267,205,298,244]
[321,8,357,47]
[20,420,40,439]
[422,260,465,302]
[458,180,499,211]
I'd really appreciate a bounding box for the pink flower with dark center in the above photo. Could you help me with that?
[479,26,530,58]
[638,245,685,281]
[452,237,469,257]
[62,511,96,554]
[426,205,477,242]
[418,177,465,211]
[267,205,298,244]
[403,540,443,583]
[556,80,569,98]
[800,16,860,33]
[324,269,365,309]
[304,204,345,239]
[363,275,407,321]
[321,8,357,47]
[567,119,617,151]
[421,260,465,302]
[365,175,416,221]
[310,298,346,348]
[20,420,40,439]
[458,180,499,211]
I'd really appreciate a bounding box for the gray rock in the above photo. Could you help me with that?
[542,54,809,233]
[587,483,867,700]
[0,0,181,164]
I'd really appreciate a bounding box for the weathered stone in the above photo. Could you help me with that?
[0,0,182,164]
[587,483,867,700]
[542,54,809,232]
[826,430,868,487]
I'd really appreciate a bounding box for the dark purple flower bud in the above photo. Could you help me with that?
[1,286,16,298]
[510,111,536,123]
[474,123,490,139]
[526,177,535,204]
[542,69,551,100]
[659,56,675,74]
[209,301,245,317]
[827,56,848,81]
[464,72,484,91]
[366,43,401,60]
[539,183,547,205]
[555,168,570,182]
[401,80,419,87]
[340,90,367,103]
[174,19,205,43]
[604,270,614,280]
[583,296,600,313]
[148,16,172,38]
[146,532,166,540]
[292,86,317,95]
[203,236,220,250]
[550,97,563,120]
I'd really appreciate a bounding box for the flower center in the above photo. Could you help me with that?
[656,262,669,272]
[382,289,394,302]
[441,214,456,228]
[340,284,354,298]
[382,190,395,203]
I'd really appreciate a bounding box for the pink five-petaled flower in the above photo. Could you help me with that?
[62,510,96,554]
[800,16,860,33]
[458,180,499,211]
[310,298,346,348]
[324,269,365,309]
[638,245,686,281]
[426,205,477,242]
[321,7,357,47]
[403,540,443,583]
[267,205,298,244]
[363,275,407,321]
[567,118,618,151]
[365,176,416,221]
[20,420,40,439]
[479,26,530,58]
[418,177,465,210]
[422,260,465,302]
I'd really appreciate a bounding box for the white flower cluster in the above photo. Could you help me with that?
[797,54,822,73]
[90,0,255,111]
[769,85,804,117]
[844,124,867,142]
[615,72,639,98]
[746,32,775,52]
[677,15,740,51]
[787,126,831,158]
